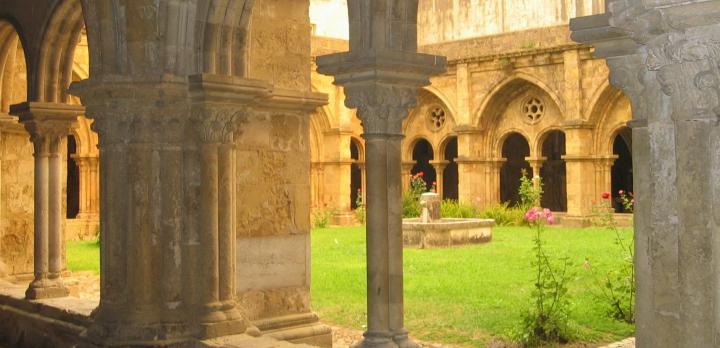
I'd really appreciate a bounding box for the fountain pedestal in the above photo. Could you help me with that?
[403,193,494,249]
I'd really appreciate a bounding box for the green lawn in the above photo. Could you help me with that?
[66,226,634,347]
[66,239,100,274]
[311,226,634,347]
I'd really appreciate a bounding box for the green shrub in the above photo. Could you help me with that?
[518,169,543,212]
[479,202,525,226]
[514,210,575,346]
[403,173,428,218]
[440,200,480,218]
[312,207,334,228]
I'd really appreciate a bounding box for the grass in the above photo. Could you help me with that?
[66,239,100,274]
[311,226,635,347]
[66,226,634,347]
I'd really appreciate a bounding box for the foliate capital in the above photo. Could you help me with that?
[344,84,420,136]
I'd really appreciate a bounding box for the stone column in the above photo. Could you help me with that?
[72,155,100,220]
[401,161,415,191]
[572,2,720,346]
[561,122,594,226]
[429,160,448,196]
[318,37,445,348]
[70,76,270,344]
[358,162,367,206]
[525,157,545,180]
[10,102,81,299]
[593,156,616,200]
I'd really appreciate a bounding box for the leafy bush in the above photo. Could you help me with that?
[440,200,480,218]
[479,202,525,226]
[518,169,543,212]
[312,207,334,228]
[514,208,575,347]
[588,193,635,324]
[354,189,366,225]
[403,172,428,218]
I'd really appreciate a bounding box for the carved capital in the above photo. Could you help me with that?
[191,106,243,144]
[344,84,419,136]
[9,102,82,155]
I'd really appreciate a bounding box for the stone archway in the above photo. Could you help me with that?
[611,127,632,213]
[411,138,436,189]
[442,136,458,200]
[540,130,567,212]
[500,132,531,206]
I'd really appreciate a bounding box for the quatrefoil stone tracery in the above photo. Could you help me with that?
[522,97,544,124]
[428,106,446,131]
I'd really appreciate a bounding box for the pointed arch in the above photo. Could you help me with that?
[474,73,564,130]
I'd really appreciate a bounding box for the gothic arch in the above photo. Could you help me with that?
[591,84,631,155]
[474,73,564,130]
[493,128,532,159]
[404,135,435,161]
[80,1,255,79]
[35,0,83,103]
[0,19,27,113]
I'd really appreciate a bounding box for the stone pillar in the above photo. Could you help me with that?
[10,102,80,300]
[572,2,720,346]
[69,76,270,344]
[358,162,367,206]
[401,161,415,191]
[317,3,446,345]
[593,156,616,200]
[72,155,100,220]
[561,122,594,226]
[429,160,448,196]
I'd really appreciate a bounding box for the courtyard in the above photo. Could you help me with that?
[67,226,634,347]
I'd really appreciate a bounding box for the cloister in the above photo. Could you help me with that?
[0,0,717,347]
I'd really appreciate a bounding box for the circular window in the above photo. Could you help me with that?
[427,105,446,131]
[522,97,544,124]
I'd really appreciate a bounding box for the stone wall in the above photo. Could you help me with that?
[237,0,315,321]
[417,0,605,45]
[0,123,33,277]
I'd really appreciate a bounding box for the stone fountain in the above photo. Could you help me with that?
[402,193,495,248]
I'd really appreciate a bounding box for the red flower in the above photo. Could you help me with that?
[432,181,437,185]
[417,172,424,177]
[358,188,362,192]
[602,192,611,199]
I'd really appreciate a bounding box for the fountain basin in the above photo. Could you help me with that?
[402,218,495,248]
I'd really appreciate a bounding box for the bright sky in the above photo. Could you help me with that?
[309,0,349,39]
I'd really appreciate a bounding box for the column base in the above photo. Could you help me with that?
[199,318,247,339]
[353,331,420,348]
[561,215,591,228]
[25,279,69,299]
[331,211,357,226]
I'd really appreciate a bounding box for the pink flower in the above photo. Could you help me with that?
[524,207,540,222]
[618,189,625,195]
[417,172,424,177]
[358,188,362,192]
[547,215,555,225]
[432,181,437,185]
[602,192,611,200]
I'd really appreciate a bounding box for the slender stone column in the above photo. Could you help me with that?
[318,37,445,348]
[10,102,81,299]
[401,161,415,191]
[358,162,367,206]
[572,2,720,346]
[525,157,545,181]
[72,155,100,220]
[429,160,448,196]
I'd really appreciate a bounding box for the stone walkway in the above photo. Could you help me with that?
[600,337,635,348]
